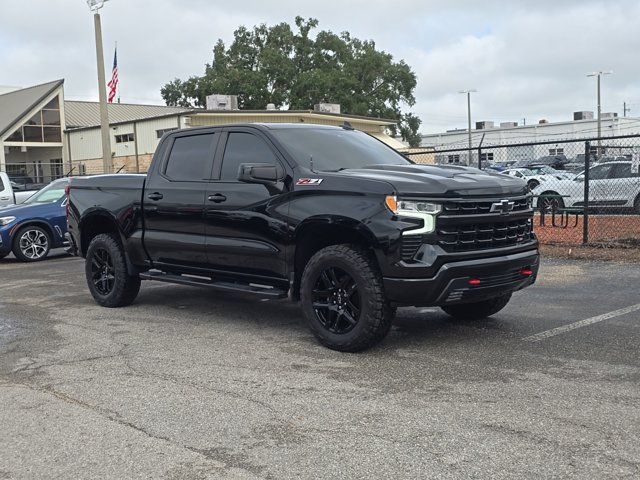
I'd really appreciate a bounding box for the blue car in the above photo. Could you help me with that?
[0,178,69,262]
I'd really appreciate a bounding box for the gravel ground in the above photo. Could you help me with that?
[1,250,639,479]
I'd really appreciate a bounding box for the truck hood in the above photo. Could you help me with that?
[334,164,529,197]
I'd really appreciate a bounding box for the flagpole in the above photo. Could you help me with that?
[90,4,112,174]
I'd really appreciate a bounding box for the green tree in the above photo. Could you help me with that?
[161,17,422,146]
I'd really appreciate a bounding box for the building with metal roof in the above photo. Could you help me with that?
[1,80,404,182]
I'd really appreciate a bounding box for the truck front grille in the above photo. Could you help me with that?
[442,198,530,215]
[437,218,533,253]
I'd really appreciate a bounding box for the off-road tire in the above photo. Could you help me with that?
[441,293,512,320]
[300,245,395,352]
[12,225,51,262]
[0,252,8,260]
[85,233,140,307]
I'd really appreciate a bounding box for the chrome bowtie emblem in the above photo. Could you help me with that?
[490,199,515,215]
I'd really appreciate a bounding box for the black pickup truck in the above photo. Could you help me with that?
[67,123,539,351]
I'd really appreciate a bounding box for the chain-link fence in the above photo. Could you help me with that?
[405,134,640,248]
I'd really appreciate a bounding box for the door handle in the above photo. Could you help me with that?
[208,193,227,203]
[147,192,163,201]
[0,196,9,201]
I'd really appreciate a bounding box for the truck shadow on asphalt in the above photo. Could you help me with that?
[131,283,507,351]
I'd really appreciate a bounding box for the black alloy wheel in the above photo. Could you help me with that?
[90,247,116,295]
[312,266,361,334]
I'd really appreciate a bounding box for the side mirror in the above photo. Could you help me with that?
[238,163,282,184]
[574,175,584,182]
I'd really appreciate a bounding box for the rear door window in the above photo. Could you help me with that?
[611,163,638,179]
[164,133,217,182]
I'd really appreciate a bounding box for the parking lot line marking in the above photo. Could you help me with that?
[523,303,640,342]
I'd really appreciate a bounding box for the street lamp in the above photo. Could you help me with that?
[459,89,477,165]
[86,0,112,173]
[586,70,613,156]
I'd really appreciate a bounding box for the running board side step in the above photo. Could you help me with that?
[139,271,288,298]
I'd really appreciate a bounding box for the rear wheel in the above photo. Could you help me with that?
[85,233,140,307]
[441,293,512,320]
[12,225,51,262]
[300,245,394,352]
[0,252,8,260]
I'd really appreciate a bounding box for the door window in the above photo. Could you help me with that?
[610,163,639,179]
[588,164,615,180]
[220,133,278,181]
[164,133,216,182]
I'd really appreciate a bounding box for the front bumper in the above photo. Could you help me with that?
[384,249,539,307]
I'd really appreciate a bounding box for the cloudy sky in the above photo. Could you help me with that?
[1,0,639,133]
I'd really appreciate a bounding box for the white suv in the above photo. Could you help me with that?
[532,161,640,213]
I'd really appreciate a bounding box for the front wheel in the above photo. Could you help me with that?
[300,245,394,352]
[12,225,51,262]
[527,179,540,191]
[85,233,140,307]
[538,192,564,212]
[441,293,512,320]
[634,195,640,215]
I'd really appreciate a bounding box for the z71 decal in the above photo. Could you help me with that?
[296,178,324,186]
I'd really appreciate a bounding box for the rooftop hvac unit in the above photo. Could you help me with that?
[539,119,549,124]
[475,121,494,130]
[500,121,518,128]
[601,112,618,119]
[573,111,594,120]
[314,103,341,114]
[205,94,238,111]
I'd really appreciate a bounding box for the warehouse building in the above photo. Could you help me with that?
[421,112,640,164]
[0,80,402,183]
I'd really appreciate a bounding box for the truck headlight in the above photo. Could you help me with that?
[0,216,16,226]
[385,196,441,235]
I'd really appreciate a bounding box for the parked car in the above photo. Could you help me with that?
[532,161,640,213]
[0,178,70,261]
[68,124,539,352]
[502,167,554,190]
[526,165,574,180]
[0,172,40,207]
[515,155,569,170]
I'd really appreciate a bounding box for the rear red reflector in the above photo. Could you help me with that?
[520,268,533,276]
[468,278,481,286]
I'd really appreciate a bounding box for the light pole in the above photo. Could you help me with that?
[87,0,112,174]
[459,89,476,165]
[587,70,612,156]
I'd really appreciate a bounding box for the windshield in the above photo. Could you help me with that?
[271,128,411,171]
[23,179,68,204]
[530,166,555,174]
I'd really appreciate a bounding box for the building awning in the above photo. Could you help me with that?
[369,132,407,149]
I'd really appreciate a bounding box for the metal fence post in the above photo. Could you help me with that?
[477,147,482,170]
[583,141,590,244]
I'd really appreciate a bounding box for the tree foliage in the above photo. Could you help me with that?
[161,17,422,146]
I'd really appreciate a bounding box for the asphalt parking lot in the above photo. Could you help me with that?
[1,251,639,479]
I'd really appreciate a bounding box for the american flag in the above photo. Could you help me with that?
[107,47,118,103]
